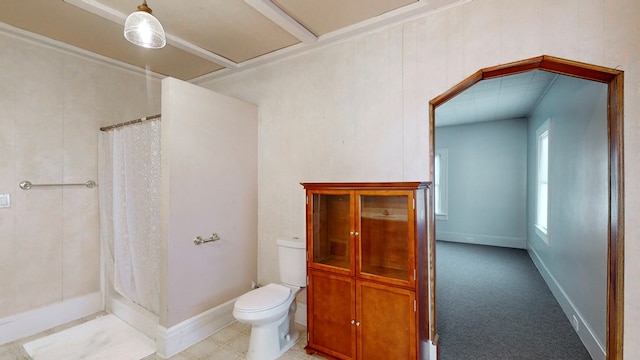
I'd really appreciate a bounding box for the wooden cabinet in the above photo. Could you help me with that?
[307,270,355,358]
[302,182,431,360]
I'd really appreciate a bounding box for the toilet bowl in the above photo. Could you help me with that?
[233,237,306,360]
[233,283,300,359]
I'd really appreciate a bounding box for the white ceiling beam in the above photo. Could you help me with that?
[64,0,127,24]
[243,0,317,44]
[64,0,239,69]
[197,0,472,83]
[64,0,472,82]
[317,0,472,45]
[164,34,238,69]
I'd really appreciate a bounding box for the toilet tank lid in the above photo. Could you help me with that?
[277,237,305,249]
[235,283,291,312]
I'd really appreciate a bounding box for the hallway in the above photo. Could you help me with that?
[436,241,592,359]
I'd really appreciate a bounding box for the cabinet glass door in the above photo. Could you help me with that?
[359,194,410,281]
[311,193,351,271]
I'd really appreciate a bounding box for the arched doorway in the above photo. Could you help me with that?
[427,55,624,359]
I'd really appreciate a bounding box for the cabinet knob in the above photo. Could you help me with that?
[356,321,361,327]
[350,231,354,235]
[351,319,355,325]
[354,232,359,236]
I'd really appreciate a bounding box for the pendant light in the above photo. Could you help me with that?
[124,0,166,49]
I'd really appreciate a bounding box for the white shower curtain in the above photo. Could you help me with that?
[98,119,161,315]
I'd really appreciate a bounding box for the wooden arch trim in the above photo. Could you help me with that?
[431,55,621,107]
[428,55,624,359]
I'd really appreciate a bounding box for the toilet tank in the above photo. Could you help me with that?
[277,237,306,287]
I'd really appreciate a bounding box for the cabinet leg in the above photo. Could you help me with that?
[304,345,315,355]
[304,345,342,359]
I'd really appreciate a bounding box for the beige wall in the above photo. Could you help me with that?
[161,78,258,327]
[0,32,161,319]
[199,0,640,357]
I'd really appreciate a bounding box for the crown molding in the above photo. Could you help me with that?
[0,22,165,81]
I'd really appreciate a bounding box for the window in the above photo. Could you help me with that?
[434,148,448,220]
[536,119,550,243]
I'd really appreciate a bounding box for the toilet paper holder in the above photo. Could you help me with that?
[194,233,221,245]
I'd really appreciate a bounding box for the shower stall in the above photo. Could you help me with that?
[97,78,258,357]
[98,116,162,340]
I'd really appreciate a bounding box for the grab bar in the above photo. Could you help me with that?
[194,233,221,245]
[19,180,97,190]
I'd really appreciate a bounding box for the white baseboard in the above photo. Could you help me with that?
[0,292,102,346]
[436,231,526,249]
[155,297,237,358]
[155,298,307,358]
[105,294,159,341]
[528,247,606,360]
[1,293,301,356]
[420,339,438,360]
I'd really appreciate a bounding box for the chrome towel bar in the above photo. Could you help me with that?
[19,180,97,190]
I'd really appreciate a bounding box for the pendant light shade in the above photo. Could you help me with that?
[124,1,166,49]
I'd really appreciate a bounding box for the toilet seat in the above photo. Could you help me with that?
[234,283,291,313]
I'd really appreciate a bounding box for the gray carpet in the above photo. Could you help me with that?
[436,241,593,360]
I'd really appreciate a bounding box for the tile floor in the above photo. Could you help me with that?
[0,313,323,360]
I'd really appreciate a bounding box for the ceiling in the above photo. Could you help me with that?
[436,70,559,127]
[0,0,467,81]
[0,0,557,127]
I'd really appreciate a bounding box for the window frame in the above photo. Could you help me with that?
[434,148,448,221]
[535,119,550,244]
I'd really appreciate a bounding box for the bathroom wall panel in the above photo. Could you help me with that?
[161,77,258,328]
[14,189,64,311]
[62,187,100,298]
[10,40,66,314]
[0,34,17,316]
[0,31,161,323]
[460,0,502,76]
[60,57,104,299]
[497,0,541,65]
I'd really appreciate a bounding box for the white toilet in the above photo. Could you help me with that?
[233,237,306,360]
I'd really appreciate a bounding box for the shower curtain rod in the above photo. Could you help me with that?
[100,114,161,132]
